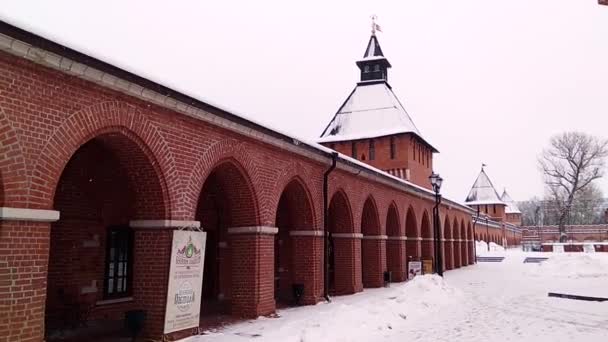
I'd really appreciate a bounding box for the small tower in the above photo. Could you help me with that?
[319,18,437,189]
[465,165,507,221]
[501,189,522,225]
[356,34,392,83]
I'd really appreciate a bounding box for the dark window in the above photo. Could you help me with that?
[427,150,430,166]
[493,204,497,214]
[485,205,488,213]
[352,142,357,159]
[390,137,396,159]
[374,64,380,71]
[412,143,415,160]
[369,140,375,160]
[104,226,133,298]
[364,65,370,73]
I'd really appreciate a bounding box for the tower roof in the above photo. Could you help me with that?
[465,168,505,206]
[501,189,521,214]
[319,32,435,151]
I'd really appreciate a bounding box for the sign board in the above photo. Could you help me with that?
[553,244,564,253]
[408,261,422,280]
[164,230,206,334]
[583,244,596,253]
[422,259,433,275]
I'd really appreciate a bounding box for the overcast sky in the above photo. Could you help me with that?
[2,0,608,202]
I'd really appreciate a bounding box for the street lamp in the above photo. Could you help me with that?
[429,172,444,277]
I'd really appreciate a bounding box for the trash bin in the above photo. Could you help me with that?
[383,271,392,287]
[125,309,146,341]
[292,283,305,305]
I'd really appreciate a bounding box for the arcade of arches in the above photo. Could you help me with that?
[0,28,522,342]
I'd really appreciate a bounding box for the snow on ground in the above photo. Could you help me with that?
[183,250,608,342]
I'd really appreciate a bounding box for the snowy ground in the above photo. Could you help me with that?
[183,249,608,342]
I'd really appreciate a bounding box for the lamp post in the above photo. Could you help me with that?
[429,172,444,277]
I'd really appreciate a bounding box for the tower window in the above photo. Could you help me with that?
[364,65,370,73]
[351,142,357,159]
[369,140,375,160]
[493,204,497,214]
[412,143,415,161]
[390,137,396,159]
[374,64,380,72]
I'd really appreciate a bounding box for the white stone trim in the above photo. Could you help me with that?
[290,230,323,237]
[361,235,388,240]
[228,226,278,235]
[0,207,60,222]
[129,220,200,229]
[387,236,408,241]
[332,233,364,239]
[96,297,133,306]
[421,238,434,241]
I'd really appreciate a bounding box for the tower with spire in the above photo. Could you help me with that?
[464,165,507,221]
[501,189,522,225]
[319,19,437,189]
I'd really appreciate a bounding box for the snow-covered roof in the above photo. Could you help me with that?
[318,83,436,150]
[501,189,521,214]
[465,168,505,206]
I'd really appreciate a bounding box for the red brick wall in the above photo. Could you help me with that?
[323,134,433,190]
[0,221,49,342]
[0,45,477,342]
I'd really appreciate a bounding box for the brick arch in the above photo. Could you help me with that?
[30,101,174,212]
[405,206,418,238]
[270,163,318,229]
[460,218,467,266]
[421,210,433,259]
[328,189,360,294]
[443,216,454,270]
[386,202,401,237]
[274,177,315,230]
[385,201,405,282]
[328,189,354,234]
[361,196,381,236]
[186,139,263,221]
[405,206,419,259]
[468,222,475,263]
[197,158,261,228]
[360,195,384,288]
[0,107,27,207]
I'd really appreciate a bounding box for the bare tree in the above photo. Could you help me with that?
[539,132,608,242]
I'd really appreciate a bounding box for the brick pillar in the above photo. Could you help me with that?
[289,231,323,305]
[405,238,419,258]
[331,233,362,295]
[228,226,277,318]
[129,219,200,341]
[0,207,59,342]
[361,236,386,288]
[461,240,468,266]
[469,240,475,264]
[386,237,406,282]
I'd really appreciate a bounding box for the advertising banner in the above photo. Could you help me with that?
[164,230,206,334]
[408,261,422,280]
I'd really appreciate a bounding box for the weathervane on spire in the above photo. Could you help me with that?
[371,15,382,35]
[481,163,487,171]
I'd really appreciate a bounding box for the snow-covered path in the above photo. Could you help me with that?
[184,251,608,342]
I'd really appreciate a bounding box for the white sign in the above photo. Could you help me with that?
[408,261,422,280]
[164,230,206,334]
[583,244,596,253]
[553,244,564,253]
